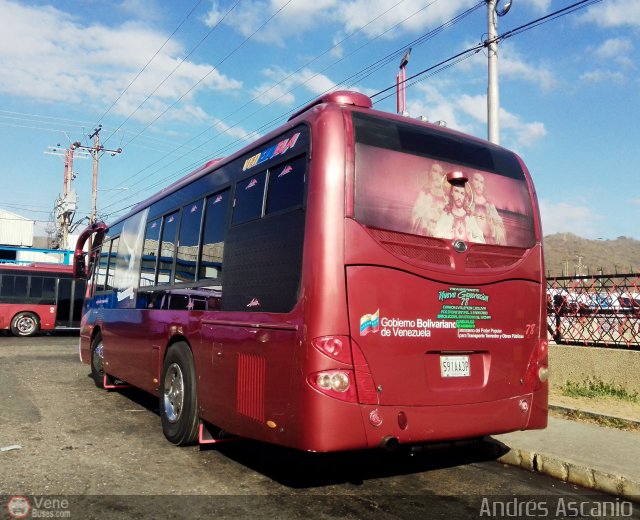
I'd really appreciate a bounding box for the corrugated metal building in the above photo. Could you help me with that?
[0,209,34,247]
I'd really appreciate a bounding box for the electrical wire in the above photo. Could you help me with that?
[99,0,480,207]
[95,0,207,128]
[95,0,603,219]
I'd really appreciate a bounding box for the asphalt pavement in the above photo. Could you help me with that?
[491,402,640,500]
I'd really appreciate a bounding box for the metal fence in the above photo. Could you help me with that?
[547,274,640,349]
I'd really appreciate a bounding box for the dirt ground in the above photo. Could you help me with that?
[549,385,640,425]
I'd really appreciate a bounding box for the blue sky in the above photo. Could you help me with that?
[1,0,639,240]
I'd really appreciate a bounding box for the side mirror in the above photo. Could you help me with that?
[73,222,108,278]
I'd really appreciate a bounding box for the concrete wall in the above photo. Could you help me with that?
[550,344,640,393]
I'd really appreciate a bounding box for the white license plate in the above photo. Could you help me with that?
[440,355,470,378]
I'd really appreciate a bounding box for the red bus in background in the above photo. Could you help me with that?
[0,263,86,336]
[75,91,548,452]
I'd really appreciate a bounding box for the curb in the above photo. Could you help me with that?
[491,442,640,500]
[549,404,640,430]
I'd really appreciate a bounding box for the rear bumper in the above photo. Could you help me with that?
[356,389,547,449]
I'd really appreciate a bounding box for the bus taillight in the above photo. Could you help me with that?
[525,339,549,390]
[311,335,352,364]
[308,370,358,402]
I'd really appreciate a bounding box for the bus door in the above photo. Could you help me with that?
[55,278,73,327]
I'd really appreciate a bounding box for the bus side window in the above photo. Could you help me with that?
[42,277,56,305]
[232,171,267,225]
[29,276,44,303]
[199,189,230,282]
[105,237,119,291]
[0,275,28,301]
[95,244,109,292]
[157,211,179,285]
[176,199,204,284]
[140,220,161,287]
[266,155,306,215]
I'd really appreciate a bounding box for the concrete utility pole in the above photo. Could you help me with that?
[75,126,122,225]
[45,142,88,249]
[396,48,411,115]
[486,0,512,144]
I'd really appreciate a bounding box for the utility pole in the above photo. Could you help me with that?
[75,126,122,225]
[45,142,88,249]
[396,48,411,115]
[486,0,512,144]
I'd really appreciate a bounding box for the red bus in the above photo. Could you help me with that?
[0,263,86,336]
[75,91,548,452]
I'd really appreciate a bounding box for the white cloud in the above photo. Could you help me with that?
[408,84,473,134]
[581,0,640,28]
[494,43,559,92]
[117,0,163,22]
[595,38,633,59]
[443,91,546,149]
[0,0,241,125]
[203,0,337,46]
[580,70,627,84]
[203,0,487,46]
[249,67,339,106]
[539,200,601,237]
[527,0,552,12]
[336,0,479,39]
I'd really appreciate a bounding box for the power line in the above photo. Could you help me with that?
[100,0,476,204]
[118,0,293,151]
[95,0,207,128]
[372,0,603,101]
[102,0,243,148]
[100,1,599,218]
[98,0,417,200]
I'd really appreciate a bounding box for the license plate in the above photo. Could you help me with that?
[440,355,470,378]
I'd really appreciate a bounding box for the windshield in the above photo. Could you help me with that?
[353,113,536,248]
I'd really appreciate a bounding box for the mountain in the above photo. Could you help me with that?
[543,233,640,277]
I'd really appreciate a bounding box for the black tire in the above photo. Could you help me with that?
[10,312,40,337]
[90,332,105,389]
[160,342,199,446]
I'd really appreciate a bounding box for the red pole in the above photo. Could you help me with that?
[396,67,406,115]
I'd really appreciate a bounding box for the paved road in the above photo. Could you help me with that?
[0,334,633,519]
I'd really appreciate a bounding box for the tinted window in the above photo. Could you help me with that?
[140,220,160,287]
[200,189,230,281]
[42,277,56,303]
[29,276,44,299]
[176,200,203,283]
[14,276,28,298]
[266,155,306,214]
[96,248,109,291]
[232,171,266,225]
[353,113,535,248]
[158,212,179,285]
[23,275,55,305]
[0,275,15,298]
[105,237,119,291]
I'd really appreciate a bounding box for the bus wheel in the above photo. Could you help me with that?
[160,342,199,446]
[10,312,40,337]
[90,333,105,389]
